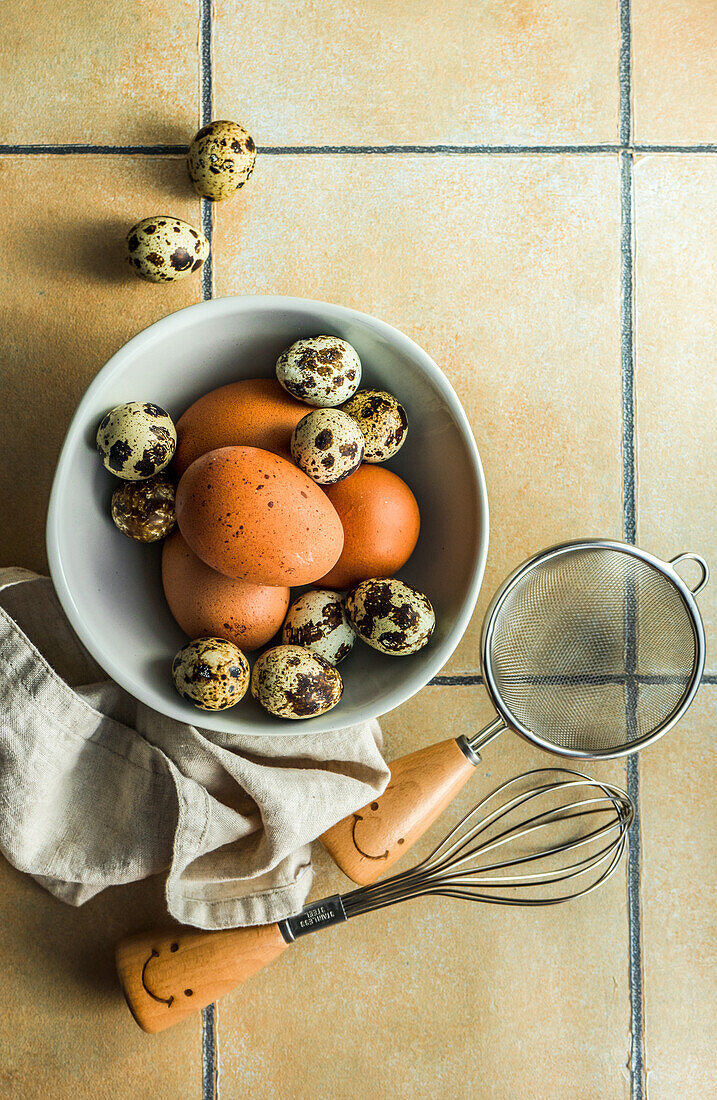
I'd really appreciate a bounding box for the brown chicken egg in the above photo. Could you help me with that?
[176,446,344,586]
[319,465,420,590]
[162,531,289,650]
[173,378,307,477]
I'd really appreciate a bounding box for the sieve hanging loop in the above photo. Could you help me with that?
[668,552,709,595]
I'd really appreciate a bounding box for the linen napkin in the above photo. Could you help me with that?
[0,568,390,929]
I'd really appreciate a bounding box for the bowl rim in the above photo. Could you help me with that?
[46,294,489,735]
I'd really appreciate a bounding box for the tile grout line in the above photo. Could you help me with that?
[199,0,214,303]
[619,2,645,1096]
[1,143,717,157]
[198,0,217,1097]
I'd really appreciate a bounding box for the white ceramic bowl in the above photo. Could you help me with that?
[47,296,488,735]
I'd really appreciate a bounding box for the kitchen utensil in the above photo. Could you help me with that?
[47,295,488,735]
[116,768,633,1033]
[322,539,707,883]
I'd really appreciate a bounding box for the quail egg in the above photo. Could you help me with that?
[341,390,408,462]
[172,637,250,710]
[290,408,364,485]
[126,216,209,282]
[251,644,343,719]
[97,402,177,480]
[282,590,355,665]
[187,120,257,201]
[275,336,361,407]
[111,473,176,542]
[345,578,435,655]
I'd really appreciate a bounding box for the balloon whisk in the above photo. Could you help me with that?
[339,769,634,920]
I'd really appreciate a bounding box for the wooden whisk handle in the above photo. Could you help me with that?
[320,738,477,885]
[116,922,289,1033]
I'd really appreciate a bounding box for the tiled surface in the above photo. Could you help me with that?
[633,155,717,669]
[0,156,202,574]
[0,1,200,145]
[0,2,715,1099]
[632,1,717,144]
[214,0,620,146]
[213,153,625,671]
[219,687,631,1100]
[640,690,717,1099]
[0,858,202,1098]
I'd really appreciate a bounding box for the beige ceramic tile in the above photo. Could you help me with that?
[633,155,717,669]
[640,688,717,1099]
[213,153,624,671]
[218,686,631,1100]
[0,155,202,574]
[0,1,199,145]
[0,858,202,1098]
[633,1,717,144]
[214,0,620,145]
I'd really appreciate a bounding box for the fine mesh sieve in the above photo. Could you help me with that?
[319,538,709,887]
[473,540,708,760]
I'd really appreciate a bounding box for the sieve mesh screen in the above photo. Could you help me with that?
[486,547,697,753]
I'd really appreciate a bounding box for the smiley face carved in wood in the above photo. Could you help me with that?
[350,779,422,860]
[141,942,194,1006]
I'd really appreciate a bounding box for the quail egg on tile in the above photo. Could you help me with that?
[126,216,209,282]
[172,636,250,710]
[282,590,355,665]
[111,473,176,542]
[341,390,408,462]
[97,401,177,480]
[187,120,257,201]
[290,408,364,485]
[275,336,361,407]
[345,578,435,655]
[251,644,343,719]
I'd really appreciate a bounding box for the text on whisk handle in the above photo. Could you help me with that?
[279,896,348,942]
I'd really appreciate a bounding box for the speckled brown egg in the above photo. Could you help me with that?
[175,446,344,586]
[290,408,364,485]
[250,645,343,719]
[187,120,256,201]
[97,402,177,480]
[341,390,408,462]
[126,216,209,282]
[282,590,355,665]
[276,336,361,407]
[345,579,435,655]
[162,531,289,651]
[172,636,249,710]
[111,473,176,542]
[173,378,307,477]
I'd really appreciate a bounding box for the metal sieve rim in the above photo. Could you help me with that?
[479,538,707,761]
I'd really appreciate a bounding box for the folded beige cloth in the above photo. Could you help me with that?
[0,568,389,929]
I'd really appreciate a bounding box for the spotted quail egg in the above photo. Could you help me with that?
[126,216,209,282]
[251,644,343,719]
[290,409,364,485]
[172,637,250,710]
[341,390,408,462]
[345,578,435,655]
[282,590,355,665]
[111,473,176,542]
[275,336,362,407]
[96,401,177,480]
[187,120,257,201]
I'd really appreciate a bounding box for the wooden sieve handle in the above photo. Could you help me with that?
[320,738,477,885]
[116,922,289,1033]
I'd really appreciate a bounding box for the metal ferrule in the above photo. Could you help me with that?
[279,895,348,943]
[463,716,507,758]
